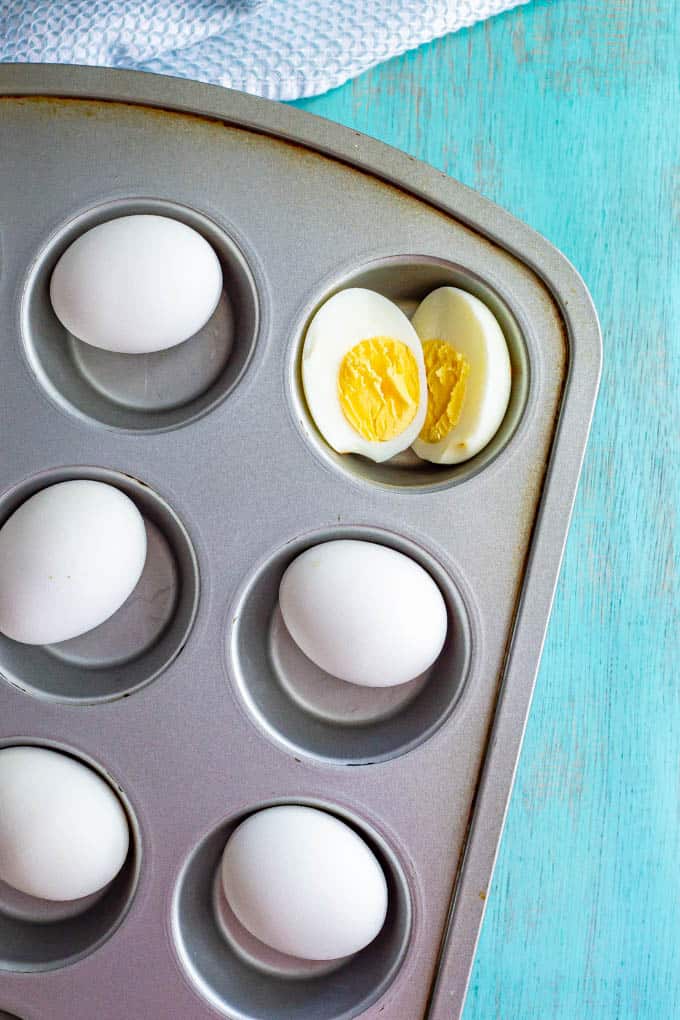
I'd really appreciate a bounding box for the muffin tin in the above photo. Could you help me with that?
[0,65,601,1020]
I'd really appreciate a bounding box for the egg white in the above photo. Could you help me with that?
[410,287,511,464]
[302,288,427,463]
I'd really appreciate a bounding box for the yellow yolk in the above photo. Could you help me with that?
[338,337,420,442]
[419,340,471,444]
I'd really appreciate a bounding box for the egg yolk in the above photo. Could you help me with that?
[338,337,420,442]
[419,340,471,444]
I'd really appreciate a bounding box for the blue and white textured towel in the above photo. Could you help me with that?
[0,1,530,100]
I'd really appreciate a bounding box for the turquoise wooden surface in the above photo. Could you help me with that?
[294,2,680,1017]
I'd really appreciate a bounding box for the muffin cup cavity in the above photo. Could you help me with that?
[172,800,412,1020]
[0,739,141,974]
[228,526,472,765]
[289,255,530,491]
[21,199,260,433]
[0,466,199,704]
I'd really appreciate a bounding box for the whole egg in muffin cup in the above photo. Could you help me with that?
[302,288,427,463]
[411,286,511,465]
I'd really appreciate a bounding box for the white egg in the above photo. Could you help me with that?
[50,215,223,354]
[0,746,130,901]
[0,480,147,645]
[302,288,426,463]
[410,287,511,464]
[221,806,388,961]
[279,539,447,688]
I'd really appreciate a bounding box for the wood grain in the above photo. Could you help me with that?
[294,1,680,1016]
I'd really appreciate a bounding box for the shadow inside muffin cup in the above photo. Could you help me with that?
[172,800,412,1020]
[289,254,530,492]
[0,739,141,974]
[0,876,109,925]
[21,198,260,433]
[0,466,199,704]
[212,869,352,980]
[228,526,472,766]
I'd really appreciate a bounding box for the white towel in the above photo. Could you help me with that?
[0,1,530,101]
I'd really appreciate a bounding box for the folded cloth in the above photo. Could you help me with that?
[0,0,530,101]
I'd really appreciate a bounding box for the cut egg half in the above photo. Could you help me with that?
[411,286,511,465]
[302,288,426,463]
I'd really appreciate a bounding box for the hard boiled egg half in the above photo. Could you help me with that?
[302,289,427,463]
[302,284,511,467]
[411,286,512,465]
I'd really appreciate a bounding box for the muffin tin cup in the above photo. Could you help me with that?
[171,799,413,1020]
[0,67,600,1020]
[0,466,199,704]
[21,198,260,433]
[0,738,141,974]
[227,526,472,765]
[288,254,530,493]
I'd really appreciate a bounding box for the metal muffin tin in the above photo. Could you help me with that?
[0,65,601,1020]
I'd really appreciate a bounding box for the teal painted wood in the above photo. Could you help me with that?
[294,2,680,1017]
